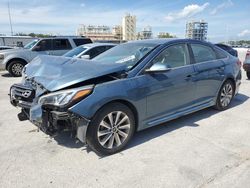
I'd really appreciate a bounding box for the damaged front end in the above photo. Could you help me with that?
[9,55,126,143]
[10,81,93,143]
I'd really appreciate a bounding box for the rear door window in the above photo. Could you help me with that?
[190,44,216,63]
[214,47,228,59]
[53,39,72,50]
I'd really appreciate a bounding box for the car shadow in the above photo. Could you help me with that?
[52,93,249,157]
[126,93,249,151]
[1,72,13,77]
[51,131,85,149]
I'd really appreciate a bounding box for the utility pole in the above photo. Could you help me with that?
[8,1,14,36]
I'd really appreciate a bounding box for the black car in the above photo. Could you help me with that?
[215,43,238,57]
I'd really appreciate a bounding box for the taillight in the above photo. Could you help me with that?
[237,60,242,67]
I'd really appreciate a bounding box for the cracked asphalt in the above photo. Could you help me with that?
[0,49,249,188]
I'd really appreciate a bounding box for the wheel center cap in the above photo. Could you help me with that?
[112,127,117,133]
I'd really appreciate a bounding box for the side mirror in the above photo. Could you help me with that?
[144,63,171,74]
[80,54,90,59]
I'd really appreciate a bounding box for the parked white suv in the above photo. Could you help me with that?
[0,36,92,76]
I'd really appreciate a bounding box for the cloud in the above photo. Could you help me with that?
[80,3,85,7]
[210,0,233,15]
[238,29,250,37]
[165,3,209,22]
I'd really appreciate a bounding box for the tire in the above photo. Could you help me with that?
[7,60,26,77]
[247,72,250,79]
[86,102,135,155]
[214,80,235,111]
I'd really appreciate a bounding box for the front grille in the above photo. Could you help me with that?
[11,84,35,102]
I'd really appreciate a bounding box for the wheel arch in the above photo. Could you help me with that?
[225,76,236,93]
[6,58,27,70]
[91,99,139,131]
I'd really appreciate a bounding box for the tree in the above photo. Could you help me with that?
[157,32,176,38]
[15,33,52,38]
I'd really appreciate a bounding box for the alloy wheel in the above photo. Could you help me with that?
[11,63,23,76]
[97,111,131,149]
[220,83,233,107]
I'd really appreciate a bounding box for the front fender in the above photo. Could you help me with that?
[69,78,147,129]
[3,52,35,69]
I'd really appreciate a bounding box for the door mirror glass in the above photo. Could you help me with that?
[145,63,171,73]
[80,54,90,59]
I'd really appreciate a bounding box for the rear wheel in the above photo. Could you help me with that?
[86,102,135,155]
[7,60,26,77]
[247,72,250,79]
[214,80,235,110]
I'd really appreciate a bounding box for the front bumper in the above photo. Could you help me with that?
[10,84,90,143]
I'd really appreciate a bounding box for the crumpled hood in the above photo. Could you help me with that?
[24,55,126,91]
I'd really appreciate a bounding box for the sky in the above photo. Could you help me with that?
[0,0,249,42]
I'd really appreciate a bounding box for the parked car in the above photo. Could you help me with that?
[215,43,238,57]
[63,43,116,59]
[0,36,92,76]
[0,46,14,51]
[10,39,241,155]
[243,50,250,79]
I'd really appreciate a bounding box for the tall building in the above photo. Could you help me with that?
[186,20,208,41]
[137,26,152,40]
[122,14,136,41]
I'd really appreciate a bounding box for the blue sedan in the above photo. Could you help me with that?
[10,39,242,155]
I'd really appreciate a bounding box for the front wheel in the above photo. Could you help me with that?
[214,80,235,111]
[86,102,135,155]
[7,60,25,77]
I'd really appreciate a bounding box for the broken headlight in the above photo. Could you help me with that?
[38,85,93,107]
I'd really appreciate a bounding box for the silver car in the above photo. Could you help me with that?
[0,36,92,76]
[63,43,116,59]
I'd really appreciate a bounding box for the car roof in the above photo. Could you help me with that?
[127,38,214,46]
[37,36,90,40]
[79,43,117,48]
[215,43,231,47]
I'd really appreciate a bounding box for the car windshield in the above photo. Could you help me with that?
[63,46,88,57]
[93,42,158,70]
[24,39,38,49]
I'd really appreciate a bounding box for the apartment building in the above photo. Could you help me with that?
[186,20,208,41]
[122,14,136,41]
